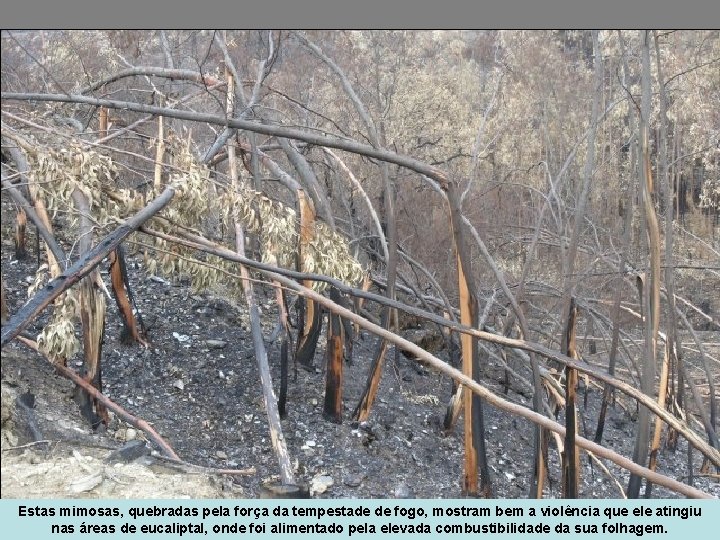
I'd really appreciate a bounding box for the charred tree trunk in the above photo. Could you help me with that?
[3,138,61,276]
[352,172,396,422]
[442,312,463,433]
[295,189,323,368]
[14,207,27,260]
[595,30,637,445]
[101,106,148,348]
[447,182,493,498]
[109,247,147,346]
[323,287,345,423]
[72,189,109,428]
[74,275,108,428]
[645,340,671,497]
[274,285,293,418]
[561,297,580,498]
[353,336,389,422]
[1,173,66,269]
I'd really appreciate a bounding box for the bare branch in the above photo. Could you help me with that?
[2,92,452,190]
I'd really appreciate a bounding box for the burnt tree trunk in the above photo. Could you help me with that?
[72,189,109,428]
[562,297,580,498]
[628,31,662,499]
[323,287,345,423]
[109,247,147,346]
[447,182,492,498]
[295,189,323,368]
[274,285,293,418]
[595,30,636,446]
[14,207,27,260]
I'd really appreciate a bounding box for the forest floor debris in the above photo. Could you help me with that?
[1,219,718,499]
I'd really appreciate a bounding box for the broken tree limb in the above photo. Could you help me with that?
[16,336,180,460]
[236,229,296,486]
[80,66,223,95]
[1,186,175,347]
[324,148,389,263]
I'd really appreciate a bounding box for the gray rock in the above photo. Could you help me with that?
[343,474,363,488]
[206,339,227,350]
[394,482,413,498]
[105,440,148,463]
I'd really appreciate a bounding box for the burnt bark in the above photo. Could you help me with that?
[323,287,345,423]
[109,246,147,346]
[561,297,580,498]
